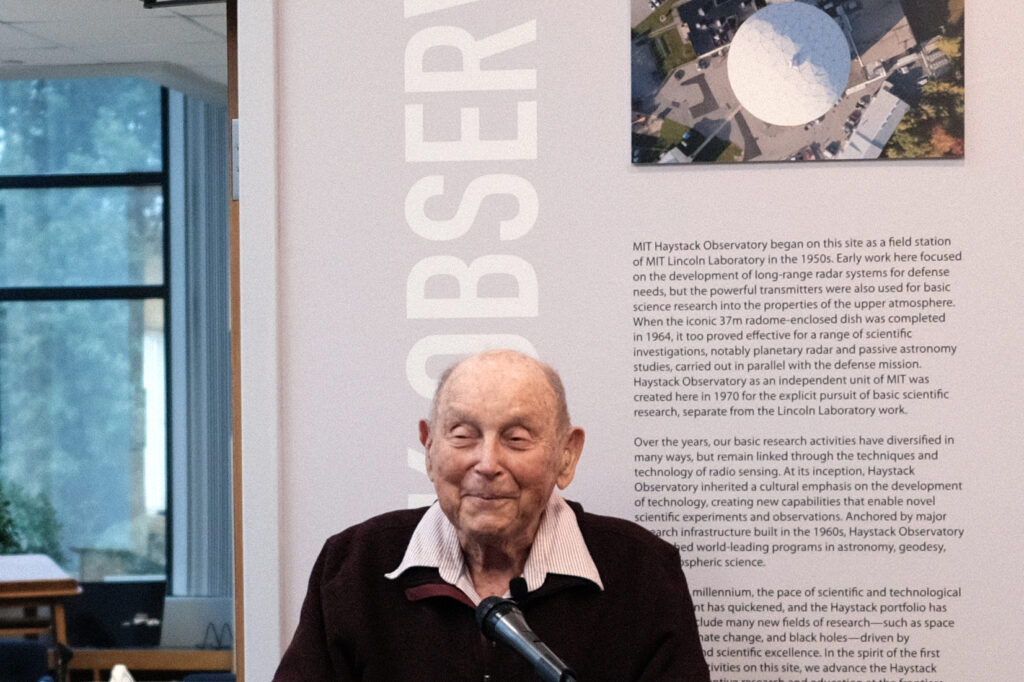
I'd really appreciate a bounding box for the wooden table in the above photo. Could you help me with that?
[68,648,233,681]
[0,553,81,644]
[0,554,81,681]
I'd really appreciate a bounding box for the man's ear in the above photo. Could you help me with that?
[419,419,435,479]
[418,419,431,448]
[555,427,585,489]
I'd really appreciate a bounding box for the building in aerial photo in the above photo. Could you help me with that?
[630,0,964,164]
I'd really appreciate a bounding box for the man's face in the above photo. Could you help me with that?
[419,353,584,553]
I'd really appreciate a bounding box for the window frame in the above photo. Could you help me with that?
[0,84,173,582]
[0,81,233,599]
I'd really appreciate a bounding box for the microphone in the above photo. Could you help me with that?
[476,596,578,682]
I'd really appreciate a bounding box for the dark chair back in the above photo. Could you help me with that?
[0,640,52,682]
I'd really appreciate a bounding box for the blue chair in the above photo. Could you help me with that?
[181,675,235,682]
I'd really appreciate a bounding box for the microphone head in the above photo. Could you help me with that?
[475,596,518,638]
[475,595,577,682]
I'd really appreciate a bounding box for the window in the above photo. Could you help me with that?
[0,77,231,597]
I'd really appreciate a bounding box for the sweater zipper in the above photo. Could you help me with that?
[482,637,497,681]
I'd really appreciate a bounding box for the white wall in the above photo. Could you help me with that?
[239,2,1024,680]
[236,2,280,679]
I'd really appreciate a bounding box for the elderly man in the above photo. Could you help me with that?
[273,350,710,681]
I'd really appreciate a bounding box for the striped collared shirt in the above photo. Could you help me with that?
[385,492,603,605]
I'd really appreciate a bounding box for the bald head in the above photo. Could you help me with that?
[428,350,573,436]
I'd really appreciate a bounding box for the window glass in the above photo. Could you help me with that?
[0,77,166,582]
[0,299,166,578]
[0,78,162,176]
[0,187,163,287]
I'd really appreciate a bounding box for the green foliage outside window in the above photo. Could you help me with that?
[0,479,19,553]
[0,477,64,561]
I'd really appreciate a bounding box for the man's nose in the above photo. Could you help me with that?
[473,435,504,475]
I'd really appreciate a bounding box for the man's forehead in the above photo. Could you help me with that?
[438,354,557,411]
[437,402,548,428]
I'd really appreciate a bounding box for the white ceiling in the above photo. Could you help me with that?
[0,0,227,102]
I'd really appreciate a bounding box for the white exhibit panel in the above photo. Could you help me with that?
[239,2,1024,680]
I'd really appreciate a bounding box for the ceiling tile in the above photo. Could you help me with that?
[188,14,227,37]
[168,4,227,18]
[0,21,53,49]
[0,0,227,90]
[0,45,100,67]
[80,39,226,66]
[15,16,215,47]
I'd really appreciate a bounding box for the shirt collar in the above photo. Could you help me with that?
[386,492,603,604]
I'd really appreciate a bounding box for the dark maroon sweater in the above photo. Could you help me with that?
[273,501,710,681]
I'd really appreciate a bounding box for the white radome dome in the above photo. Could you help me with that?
[727,1,850,126]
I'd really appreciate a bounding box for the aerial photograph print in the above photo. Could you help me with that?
[630,0,965,164]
